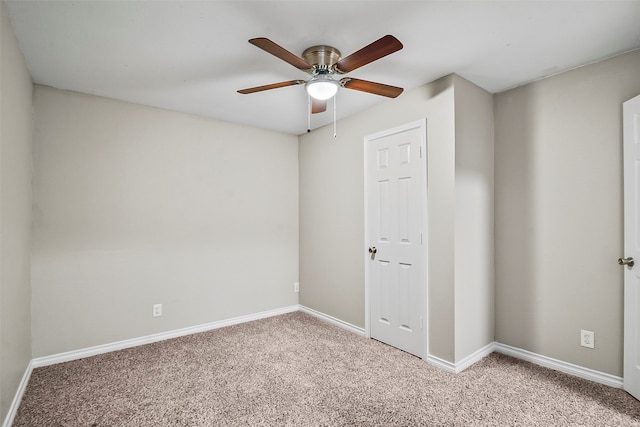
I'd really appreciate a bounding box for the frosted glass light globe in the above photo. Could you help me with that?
[306,75,339,100]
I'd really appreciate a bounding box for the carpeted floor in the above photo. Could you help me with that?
[13,311,640,426]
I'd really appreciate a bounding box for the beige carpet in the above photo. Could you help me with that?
[14,312,640,426]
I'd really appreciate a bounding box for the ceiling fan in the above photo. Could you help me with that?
[237,35,404,114]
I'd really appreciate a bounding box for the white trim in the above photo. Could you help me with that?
[298,305,366,337]
[455,342,496,372]
[426,342,496,374]
[426,354,457,373]
[426,342,623,387]
[494,342,623,388]
[420,119,429,362]
[2,360,34,427]
[32,305,298,368]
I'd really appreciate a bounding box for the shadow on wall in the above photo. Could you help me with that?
[495,85,542,350]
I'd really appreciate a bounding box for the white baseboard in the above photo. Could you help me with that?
[456,342,497,372]
[426,353,457,373]
[494,342,623,388]
[2,359,34,427]
[298,304,366,337]
[424,342,496,374]
[427,342,622,388]
[426,342,496,374]
[32,305,299,368]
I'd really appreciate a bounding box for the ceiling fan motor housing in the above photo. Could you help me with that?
[302,45,342,73]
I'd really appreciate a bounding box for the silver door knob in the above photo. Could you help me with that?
[369,247,377,255]
[619,257,635,268]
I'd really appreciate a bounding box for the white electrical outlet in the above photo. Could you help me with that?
[294,282,299,293]
[581,329,594,349]
[152,303,162,317]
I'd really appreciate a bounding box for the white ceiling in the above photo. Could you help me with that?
[5,0,640,135]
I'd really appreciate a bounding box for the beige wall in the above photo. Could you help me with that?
[0,1,33,421]
[453,75,495,361]
[32,86,299,357]
[299,75,494,363]
[495,49,640,376]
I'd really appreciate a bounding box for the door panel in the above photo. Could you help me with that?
[365,120,426,358]
[378,260,391,324]
[624,94,640,400]
[378,180,390,241]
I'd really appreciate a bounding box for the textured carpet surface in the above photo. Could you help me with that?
[14,312,640,426]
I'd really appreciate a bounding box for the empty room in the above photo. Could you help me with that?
[2,0,640,425]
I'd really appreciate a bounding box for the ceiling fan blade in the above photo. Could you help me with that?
[311,98,327,114]
[237,80,305,94]
[249,38,313,71]
[341,78,403,98]
[334,35,403,74]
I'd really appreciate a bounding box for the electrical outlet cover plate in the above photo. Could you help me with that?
[153,303,162,317]
[581,329,594,349]
[294,282,299,292]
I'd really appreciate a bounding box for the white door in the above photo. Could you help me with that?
[624,94,640,400]
[365,120,426,358]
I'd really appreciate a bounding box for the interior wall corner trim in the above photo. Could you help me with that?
[426,343,496,374]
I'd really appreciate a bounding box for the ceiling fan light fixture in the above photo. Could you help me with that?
[306,74,339,100]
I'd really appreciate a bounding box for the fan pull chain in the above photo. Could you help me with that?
[307,95,311,133]
[333,95,337,138]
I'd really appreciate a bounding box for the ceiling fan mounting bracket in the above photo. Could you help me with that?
[302,45,342,72]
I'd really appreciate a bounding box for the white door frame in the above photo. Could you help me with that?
[364,118,428,359]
